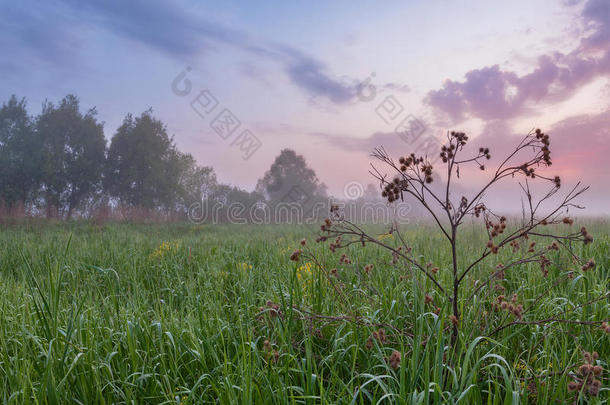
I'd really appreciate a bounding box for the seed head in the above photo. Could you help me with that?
[290,250,302,261]
[581,258,595,272]
[387,350,401,369]
[588,379,600,396]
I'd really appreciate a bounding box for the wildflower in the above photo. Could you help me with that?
[387,350,401,369]
[262,300,282,319]
[588,379,601,396]
[497,294,523,319]
[296,262,313,280]
[364,264,373,274]
[290,250,302,261]
[539,255,551,277]
[377,329,387,343]
[581,227,593,244]
[150,240,181,260]
[512,304,524,319]
[581,258,595,272]
[300,238,306,246]
[378,233,394,240]
[421,163,434,183]
[569,351,604,397]
[238,262,253,271]
[495,264,505,279]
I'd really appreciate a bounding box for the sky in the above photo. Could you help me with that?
[1,0,609,213]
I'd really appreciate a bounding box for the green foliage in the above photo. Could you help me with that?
[180,161,217,207]
[256,149,327,204]
[0,95,222,218]
[105,110,187,209]
[0,96,41,206]
[36,95,106,218]
[0,222,607,403]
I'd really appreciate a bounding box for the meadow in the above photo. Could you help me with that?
[0,220,607,404]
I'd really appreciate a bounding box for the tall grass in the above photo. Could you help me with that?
[0,221,607,403]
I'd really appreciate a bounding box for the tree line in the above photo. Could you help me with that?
[0,94,328,221]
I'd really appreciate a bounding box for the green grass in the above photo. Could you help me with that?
[0,220,607,404]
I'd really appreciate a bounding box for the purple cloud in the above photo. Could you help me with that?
[580,0,610,51]
[426,0,610,122]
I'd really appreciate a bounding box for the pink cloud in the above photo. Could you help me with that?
[425,0,610,122]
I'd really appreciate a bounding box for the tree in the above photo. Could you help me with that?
[256,149,327,205]
[104,111,188,210]
[0,95,41,208]
[180,160,217,208]
[36,95,106,218]
[208,184,265,223]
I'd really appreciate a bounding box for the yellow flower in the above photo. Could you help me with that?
[296,262,313,280]
[150,240,181,260]
[238,262,253,271]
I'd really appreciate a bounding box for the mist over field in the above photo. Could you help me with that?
[0,1,608,403]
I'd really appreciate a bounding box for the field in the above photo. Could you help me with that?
[0,220,608,404]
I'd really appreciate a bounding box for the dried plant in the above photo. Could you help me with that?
[298,128,606,344]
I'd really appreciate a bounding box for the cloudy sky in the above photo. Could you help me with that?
[1,0,609,213]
